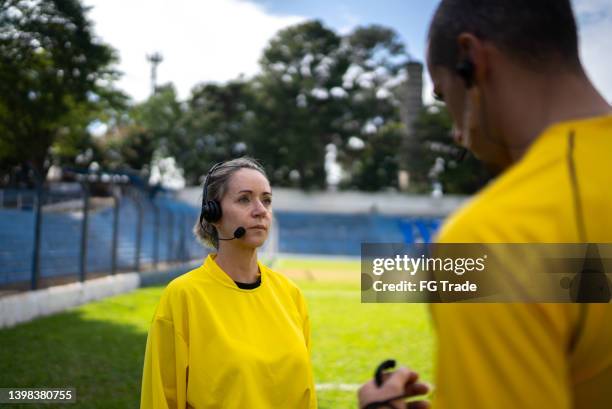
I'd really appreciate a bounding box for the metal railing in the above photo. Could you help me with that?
[0,179,203,291]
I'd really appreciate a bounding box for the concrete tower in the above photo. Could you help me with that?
[397,61,424,190]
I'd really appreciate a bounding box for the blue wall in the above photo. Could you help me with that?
[1,204,442,286]
[0,197,204,286]
[274,211,441,256]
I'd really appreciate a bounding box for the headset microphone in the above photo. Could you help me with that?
[218,227,246,241]
[233,227,246,239]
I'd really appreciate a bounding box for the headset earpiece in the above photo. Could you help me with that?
[202,199,222,223]
[456,59,475,88]
[200,163,224,225]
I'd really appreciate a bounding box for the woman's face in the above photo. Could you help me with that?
[215,168,272,249]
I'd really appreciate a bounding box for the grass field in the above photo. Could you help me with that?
[0,257,434,408]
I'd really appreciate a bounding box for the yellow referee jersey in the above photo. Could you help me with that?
[140,255,317,409]
[432,115,612,408]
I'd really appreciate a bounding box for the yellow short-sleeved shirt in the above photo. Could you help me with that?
[140,254,317,409]
[432,115,612,408]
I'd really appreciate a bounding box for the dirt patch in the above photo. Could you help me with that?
[279,268,359,282]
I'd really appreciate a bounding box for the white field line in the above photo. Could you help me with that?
[315,383,361,392]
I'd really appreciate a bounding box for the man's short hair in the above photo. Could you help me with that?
[428,0,582,72]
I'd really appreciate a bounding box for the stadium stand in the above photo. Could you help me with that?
[0,194,203,287]
[2,186,458,287]
[274,211,442,256]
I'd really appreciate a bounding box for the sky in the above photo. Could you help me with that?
[83,0,612,105]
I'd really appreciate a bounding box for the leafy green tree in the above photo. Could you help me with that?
[48,89,126,170]
[253,20,349,189]
[408,104,490,194]
[250,22,412,190]
[0,0,122,181]
[179,80,256,184]
[92,84,180,182]
[341,122,403,191]
[130,84,183,147]
[336,25,410,190]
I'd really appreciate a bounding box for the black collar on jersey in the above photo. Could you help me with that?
[234,275,261,289]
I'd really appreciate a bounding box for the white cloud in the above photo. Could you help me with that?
[332,5,361,36]
[83,0,305,102]
[87,120,108,137]
[574,0,612,102]
[423,75,434,106]
[573,0,611,14]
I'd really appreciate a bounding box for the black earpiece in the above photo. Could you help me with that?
[201,198,222,223]
[456,59,475,88]
[200,163,224,224]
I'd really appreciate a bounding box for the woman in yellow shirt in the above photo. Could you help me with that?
[140,157,317,409]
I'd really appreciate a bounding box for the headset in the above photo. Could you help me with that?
[200,162,224,224]
[456,58,475,89]
[199,162,246,240]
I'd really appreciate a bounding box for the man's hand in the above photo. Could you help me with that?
[358,367,431,409]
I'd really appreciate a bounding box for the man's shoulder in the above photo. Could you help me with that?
[437,143,578,243]
[440,115,612,243]
[436,175,551,243]
[436,193,492,243]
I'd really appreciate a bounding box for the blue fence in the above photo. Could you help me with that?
[0,187,204,289]
[274,211,442,256]
[1,188,443,288]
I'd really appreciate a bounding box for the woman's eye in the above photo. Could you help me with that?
[238,197,250,203]
[263,198,272,206]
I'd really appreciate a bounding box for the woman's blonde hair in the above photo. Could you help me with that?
[193,157,267,249]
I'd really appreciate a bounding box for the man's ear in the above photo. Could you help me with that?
[456,33,488,87]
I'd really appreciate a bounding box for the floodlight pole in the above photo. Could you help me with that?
[146,52,164,95]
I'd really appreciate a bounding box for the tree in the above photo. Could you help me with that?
[342,122,403,191]
[253,20,349,189]
[48,86,127,171]
[93,84,180,183]
[336,25,411,190]
[0,0,121,181]
[407,104,491,194]
[179,80,256,184]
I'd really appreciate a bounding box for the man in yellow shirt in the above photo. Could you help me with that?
[359,0,612,408]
